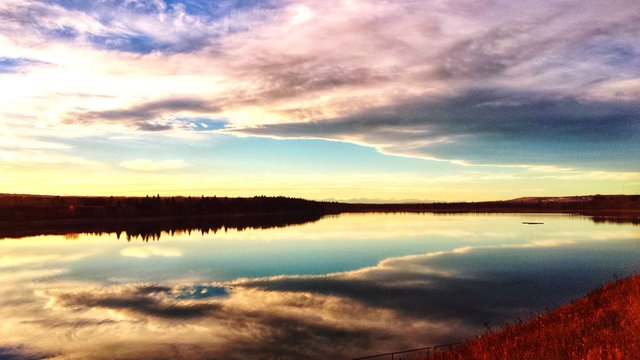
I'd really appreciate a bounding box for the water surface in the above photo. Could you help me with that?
[0,213,638,359]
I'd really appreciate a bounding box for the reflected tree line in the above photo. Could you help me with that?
[77,212,328,242]
[0,195,337,239]
[4,212,329,240]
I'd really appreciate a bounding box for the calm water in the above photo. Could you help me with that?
[1,213,638,359]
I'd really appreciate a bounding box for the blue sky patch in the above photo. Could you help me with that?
[174,285,229,299]
[178,118,228,131]
[87,33,168,54]
[47,26,80,40]
[0,57,47,73]
[165,0,277,18]
[44,0,277,19]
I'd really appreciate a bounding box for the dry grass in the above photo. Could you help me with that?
[442,275,640,360]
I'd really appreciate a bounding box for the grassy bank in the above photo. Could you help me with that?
[444,275,640,360]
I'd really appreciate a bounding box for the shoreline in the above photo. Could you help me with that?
[1,194,638,239]
[442,274,640,359]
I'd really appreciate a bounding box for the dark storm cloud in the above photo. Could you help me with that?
[233,90,640,169]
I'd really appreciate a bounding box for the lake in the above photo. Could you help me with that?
[0,213,638,359]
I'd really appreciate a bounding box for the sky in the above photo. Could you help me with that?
[0,0,639,201]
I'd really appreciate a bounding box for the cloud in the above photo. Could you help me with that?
[65,98,219,131]
[46,284,219,319]
[211,0,638,171]
[588,78,640,101]
[230,89,640,170]
[0,255,59,268]
[0,252,89,270]
[119,159,187,171]
[0,0,639,180]
[120,246,183,258]
[0,0,261,53]
[0,345,55,360]
[229,240,634,328]
[0,57,49,73]
[41,284,419,359]
[3,229,636,360]
[0,268,68,284]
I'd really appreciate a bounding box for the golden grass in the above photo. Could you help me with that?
[443,275,640,360]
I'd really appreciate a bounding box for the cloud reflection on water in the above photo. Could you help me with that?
[120,246,184,258]
[20,243,640,357]
[0,214,637,359]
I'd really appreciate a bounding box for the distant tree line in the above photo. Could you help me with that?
[344,195,640,215]
[0,195,343,222]
[0,194,637,238]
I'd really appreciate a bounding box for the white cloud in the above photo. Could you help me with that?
[119,159,187,171]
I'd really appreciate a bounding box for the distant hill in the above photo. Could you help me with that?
[509,195,597,203]
[509,195,626,204]
[346,194,640,216]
